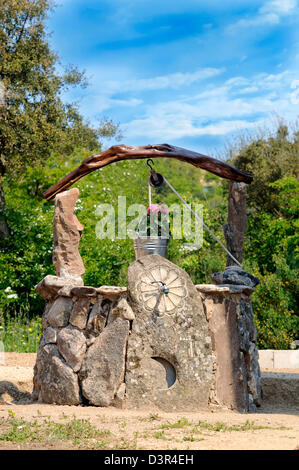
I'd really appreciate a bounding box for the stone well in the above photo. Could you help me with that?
[32,188,262,412]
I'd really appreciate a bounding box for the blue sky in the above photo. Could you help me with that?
[47,0,299,155]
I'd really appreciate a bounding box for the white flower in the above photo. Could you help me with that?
[4,286,12,293]
[7,294,18,299]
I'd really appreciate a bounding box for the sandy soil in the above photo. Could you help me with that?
[0,353,298,450]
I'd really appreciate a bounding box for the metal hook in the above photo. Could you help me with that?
[146,159,155,170]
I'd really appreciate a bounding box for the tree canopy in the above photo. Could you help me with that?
[0,0,120,237]
[228,125,299,214]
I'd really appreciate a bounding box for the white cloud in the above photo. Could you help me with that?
[120,69,299,140]
[79,67,223,114]
[101,68,224,93]
[228,0,297,30]
[260,0,297,15]
[124,117,260,140]
[111,98,143,107]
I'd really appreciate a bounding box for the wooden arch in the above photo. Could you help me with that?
[43,143,252,201]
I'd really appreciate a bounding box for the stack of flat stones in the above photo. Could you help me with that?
[33,275,133,406]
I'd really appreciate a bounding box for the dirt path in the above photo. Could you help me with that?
[0,353,298,450]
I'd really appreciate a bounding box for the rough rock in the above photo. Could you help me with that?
[223,181,247,266]
[53,188,85,279]
[196,284,254,295]
[70,286,97,297]
[237,299,256,352]
[80,317,130,406]
[211,266,259,288]
[108,297,135,324]
[244,343,263,406]
[35,275,83,300]
[33,344,81,405]
[46,297,73,328]
[111,383,126,408]
[86,299,110,336]
[69,297,90,329]
[57,326,86,372]
[41,300,54,330]
[96,286,127,299]
[86,336,96,347]
[39,327,57,347]
[125,254,213,411]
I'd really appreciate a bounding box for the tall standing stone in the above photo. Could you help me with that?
[126,255,213,411]
[53,188,85,279]
[223,181,247,266]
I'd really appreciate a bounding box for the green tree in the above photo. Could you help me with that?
[227,125,299,348]
[0,0,120,238]
[228,124,299,214]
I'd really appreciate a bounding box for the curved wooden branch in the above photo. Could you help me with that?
[43,143,253,201]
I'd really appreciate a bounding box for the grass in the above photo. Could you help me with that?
[183,436,205,442]
[0,314,41,353]
[156,418,291,438]
[0,416,111,449]
[114,432,139,450]
[139,413,160,422]
[0,412,294,450]
[196,420,291,432]
[160,417,191,429]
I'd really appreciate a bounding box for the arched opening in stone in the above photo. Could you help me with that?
[152,357,176,389]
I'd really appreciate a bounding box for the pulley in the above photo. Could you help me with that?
[146,159,164,188]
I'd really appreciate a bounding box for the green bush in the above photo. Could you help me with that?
[250,253,299,349]
[0,314,42,353]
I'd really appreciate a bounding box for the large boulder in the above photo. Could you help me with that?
[57,326,86,372]
[33,344,81,405]
[125,255,213,411]
[69,297,90,330]
[46,297,73,328]
[79,317,129,406]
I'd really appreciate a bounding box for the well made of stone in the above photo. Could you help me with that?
[33,188,262,412]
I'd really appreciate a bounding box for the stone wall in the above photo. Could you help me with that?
[33,271,262,412]
[33,277,130,406]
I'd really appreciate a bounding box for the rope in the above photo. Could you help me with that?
[148,180,152,207]
[162,175,243,268]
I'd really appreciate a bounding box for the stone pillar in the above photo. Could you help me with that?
[223,181,247,267]
[53,188,85,280]
[207,181,262,411]
[197,284,263,412]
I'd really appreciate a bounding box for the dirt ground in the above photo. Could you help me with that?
[0,353,298,451]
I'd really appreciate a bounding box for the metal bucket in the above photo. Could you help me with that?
[133,237,169,259]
